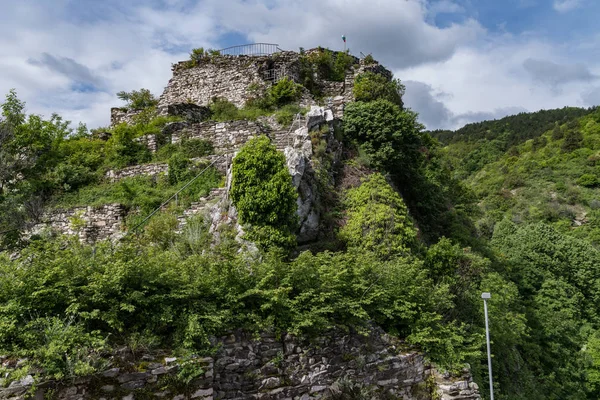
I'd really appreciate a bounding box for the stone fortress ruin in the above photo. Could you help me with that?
[14,44,483,400]
[31,43,394,244]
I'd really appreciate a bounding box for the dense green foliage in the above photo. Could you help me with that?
[0,91,218,247]
[424,105,600,399]
[353,72,404,106]
[343,99,476,245]
[339,173,416,259]
[4,51,600,400]
[230,136,298,250]
[431,106,595,147]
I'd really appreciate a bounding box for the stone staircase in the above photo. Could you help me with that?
[270,129,294,150]
[176,187,227,230]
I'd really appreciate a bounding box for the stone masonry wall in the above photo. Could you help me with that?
[111,108,144,127]
[157,52,302,111]
[172,120,265,154]
[27,204,126,243]
[105,163,169,182]
[156,49,392,119]
[0,326,480,400]
[105,156,228,183]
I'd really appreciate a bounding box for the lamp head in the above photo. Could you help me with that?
[481,292,491,299]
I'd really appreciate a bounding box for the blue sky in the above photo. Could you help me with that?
[0,0,598,129]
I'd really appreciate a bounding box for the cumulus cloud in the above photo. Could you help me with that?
[403,81,453,129]
[398,37,600,130]
[403,80,527,130]
[215,0,484,69]
[523,58,597,86]
[427,0,465,17]
[553,0,582,12]
[27,53,104,91]
[0,0,599,131]
[0,0,486,128]
[582,87,600,105]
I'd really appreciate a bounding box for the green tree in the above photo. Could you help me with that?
[353,72,404,106]
[230,136,298,250]
[561,129,583,152]
[343,99,423,174]
[116,88,158,110]
[339,173,415,259]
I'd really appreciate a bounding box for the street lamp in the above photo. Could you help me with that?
[482,292,494,400]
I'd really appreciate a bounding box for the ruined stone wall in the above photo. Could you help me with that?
[172,120,265,154]
[110,108,143,126]
[105,163,169,182]
[157,52,302,111]
[27,204,126,243]
[105,156,228,183]
[0,326,480,400]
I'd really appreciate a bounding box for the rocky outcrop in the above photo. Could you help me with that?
[0,326,480,400]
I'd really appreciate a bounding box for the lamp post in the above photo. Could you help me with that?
[482,292,494,400]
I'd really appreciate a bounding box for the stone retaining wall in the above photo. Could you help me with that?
[27,204,126,243]
[172,120,265,154]
[0,326,480,400]
[105,163,169,182]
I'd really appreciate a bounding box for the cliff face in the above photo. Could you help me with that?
[0,326,480,400]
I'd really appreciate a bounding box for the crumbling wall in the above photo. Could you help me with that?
[157,52,302,111]
[105,163,169,182]
[172,120,265,154]
[0,326,480,400]
[27,204,126,243]
[110,108,143,126]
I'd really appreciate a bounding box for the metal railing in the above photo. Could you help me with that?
[218,43,283,56]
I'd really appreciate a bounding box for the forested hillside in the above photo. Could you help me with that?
[2,48,600,400]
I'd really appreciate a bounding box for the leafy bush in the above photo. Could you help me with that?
[339,173,416,259]
[104,124,152,168]
[275,104,305,126]
[577,173,599,187]
[363,54,376,65]
[353,72,404,106]
[230,136,298,250]
[208,98,240,121]
[268,77,303,107]
[185,48,221,68]
[303,48,355,82]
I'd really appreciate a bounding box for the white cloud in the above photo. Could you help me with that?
[0,0,598,132]
[553,0,582,12]
[428,0,465,17]
[399,36,599,129]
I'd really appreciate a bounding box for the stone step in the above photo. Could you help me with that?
[176,187,227,231]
